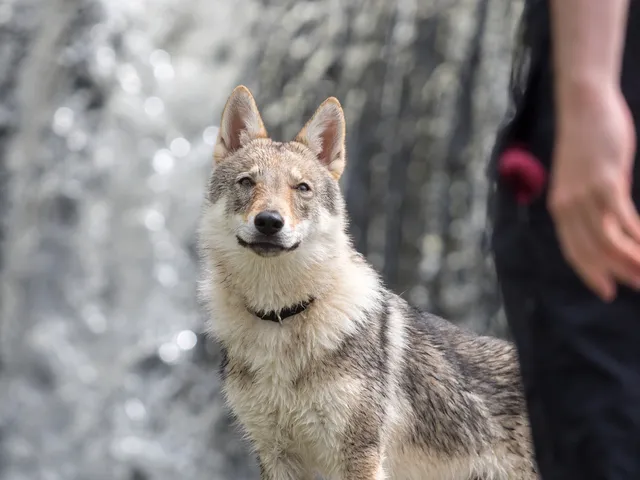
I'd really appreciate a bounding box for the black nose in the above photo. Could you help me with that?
[254,210,284,236]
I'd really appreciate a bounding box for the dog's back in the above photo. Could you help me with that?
[376,298,534,478]
[198,85,536,479]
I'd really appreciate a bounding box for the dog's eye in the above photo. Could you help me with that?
[295,183,311,193]
[238,177,255,187]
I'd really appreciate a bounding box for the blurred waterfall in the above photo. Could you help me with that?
[0,0,522,478]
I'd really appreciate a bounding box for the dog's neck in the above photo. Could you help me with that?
[205,230,378,315]
[249,297,315,323]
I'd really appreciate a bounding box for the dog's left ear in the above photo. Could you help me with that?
[294,97,346,180]
[214,85,268,163]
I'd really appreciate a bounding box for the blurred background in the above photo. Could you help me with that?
[0,0,524,478]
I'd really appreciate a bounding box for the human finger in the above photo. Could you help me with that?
[555,210,617,301]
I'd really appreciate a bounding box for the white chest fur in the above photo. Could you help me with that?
[201,244,386,476]
[223,352,363,475]
[216,297,375,476]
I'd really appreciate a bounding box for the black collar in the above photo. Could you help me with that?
[250,298,315,323]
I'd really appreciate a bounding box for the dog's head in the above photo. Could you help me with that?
[202,85,348,260]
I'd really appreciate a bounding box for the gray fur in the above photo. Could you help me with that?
[198,86,536,479]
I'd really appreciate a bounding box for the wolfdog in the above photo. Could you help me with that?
[197,85,536,479]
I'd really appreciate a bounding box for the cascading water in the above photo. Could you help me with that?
[0,0,523,478]
[1,0,259,478]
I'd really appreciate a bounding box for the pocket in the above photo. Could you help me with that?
[491,185,534,275]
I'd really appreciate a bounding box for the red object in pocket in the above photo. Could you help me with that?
[498,146,548,205]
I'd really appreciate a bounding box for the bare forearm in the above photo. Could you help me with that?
[551,0,629,115]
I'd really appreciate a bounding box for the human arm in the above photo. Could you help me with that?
[548,0,640,301]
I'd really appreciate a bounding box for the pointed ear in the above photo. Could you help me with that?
[214,85,268,163]
[294,97,346,180]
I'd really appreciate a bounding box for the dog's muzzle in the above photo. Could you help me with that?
[236,235,300,257]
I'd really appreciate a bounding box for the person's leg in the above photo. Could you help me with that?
[492,191,560,477]
[493,189,640,479]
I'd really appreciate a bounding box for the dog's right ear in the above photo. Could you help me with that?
[294,97,346,180]
[214,85,268,163]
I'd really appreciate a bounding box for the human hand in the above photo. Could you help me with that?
[548,82,640,301]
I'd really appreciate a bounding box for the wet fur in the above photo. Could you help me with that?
[198,86,536,479]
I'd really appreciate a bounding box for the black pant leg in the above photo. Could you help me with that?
[493,189,640,480]
[489,2,640,477]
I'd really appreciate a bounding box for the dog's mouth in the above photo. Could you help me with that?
[236,236,300,257]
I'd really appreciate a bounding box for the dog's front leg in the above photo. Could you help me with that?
[341,451,385,480]
[257,449,309,480]
[340,432,386,478]
[339,408,386,480]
